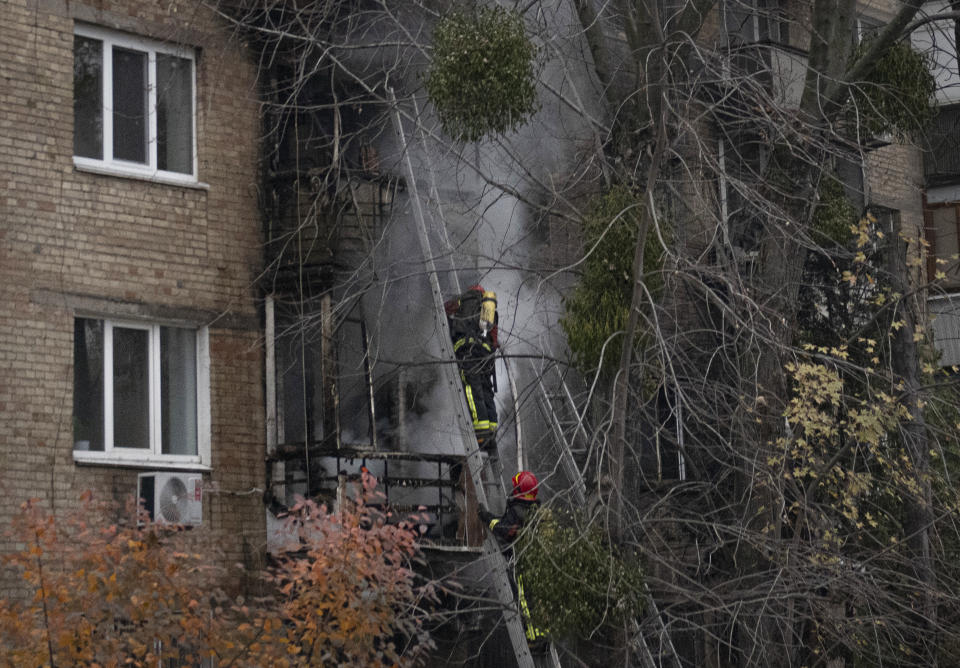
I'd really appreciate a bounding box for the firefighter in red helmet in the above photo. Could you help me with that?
[479,471,539,542]
[479,471,547,646]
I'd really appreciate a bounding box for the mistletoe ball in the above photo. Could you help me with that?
[425,7,538,141]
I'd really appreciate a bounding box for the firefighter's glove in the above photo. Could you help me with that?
[478,508,496,525]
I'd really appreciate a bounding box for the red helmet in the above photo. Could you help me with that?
[511,471,539,501]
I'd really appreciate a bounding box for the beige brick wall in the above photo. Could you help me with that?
[866,141,927,282]
[0,0,266,596]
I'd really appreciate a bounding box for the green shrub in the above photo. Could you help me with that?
[812,176,857,245]
[561,186,665,375]
[517,507,646,639]
[851,39,935,139]
[425,7,538,141]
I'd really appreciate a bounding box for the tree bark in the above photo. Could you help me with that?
[887,211,937,667]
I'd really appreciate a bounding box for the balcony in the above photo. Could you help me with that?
[266,446,483,548]
[265,170,400,293]
[929,295,960,367]
[923,103,960,187]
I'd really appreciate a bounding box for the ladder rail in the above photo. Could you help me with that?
[390,89,534,668]
[531,363,683,668]
[531,361,588,503]
[535,390,588,504]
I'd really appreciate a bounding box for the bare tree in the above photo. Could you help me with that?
[206,0,960,665]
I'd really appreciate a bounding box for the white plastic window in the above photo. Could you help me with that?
[73,24,196,183]
[73,318,210,468]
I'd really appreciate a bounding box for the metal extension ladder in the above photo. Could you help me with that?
[532,362,589,504]
[391,92,536,668]
[530,362,682,668]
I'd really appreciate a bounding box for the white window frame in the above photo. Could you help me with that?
[856,15,882,42]
[73,23,198,185]
[725,0,783,44]
[73,318,211,470]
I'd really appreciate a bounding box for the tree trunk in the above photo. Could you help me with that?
[887,210,937,667]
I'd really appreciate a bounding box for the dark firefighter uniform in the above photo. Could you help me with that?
[479,471,548,646]
[453,333,497,444]
[447,286,498,448]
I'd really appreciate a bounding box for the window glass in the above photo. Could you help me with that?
[73,318,104,451]
[73,317,205,462]
[74,27,195,178]
[157,54,193,174]
[755,0,778,42]
[112,46,148,164]
[73,35,102,159]
[161,326,198,455]
[113,326,150,449]
[279,324,309,445]
[276,305,334,446]
[725,0,783,44]
[933,206,960,283]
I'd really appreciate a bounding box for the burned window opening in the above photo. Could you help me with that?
[631,381,687,488]
[270,293,444,502]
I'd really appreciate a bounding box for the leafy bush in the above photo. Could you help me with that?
[425,7,538,141]
[561,186,665,375]
[517,507,645,639]
[0,493,235,667]
[811,176,857,246]
[0,474,435,668]
[263,471,436,666]
[851,39,935,139]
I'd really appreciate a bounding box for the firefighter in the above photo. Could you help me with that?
[445,285,498,451]
[479,470,539,542]
[479,471,548,647]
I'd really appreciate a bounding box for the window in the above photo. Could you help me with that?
[73,24,196,182]
[725,0,786,45]
[73,318,210,467]
[856,16,882,42]
[925,203,960,288]
[928,295,960,368]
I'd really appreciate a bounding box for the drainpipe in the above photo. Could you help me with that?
[265,295,284,503]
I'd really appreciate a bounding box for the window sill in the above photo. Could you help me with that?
[73,158,210,190]
[73,450,211,472]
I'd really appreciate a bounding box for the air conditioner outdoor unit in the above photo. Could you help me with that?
[137,472,203,526]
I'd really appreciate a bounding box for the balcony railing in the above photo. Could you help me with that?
[265,171,400,291]
[266,446,483,549]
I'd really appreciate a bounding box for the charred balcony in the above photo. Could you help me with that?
[266,446,485,548]
[264,169,401,293]
[261,65,402,293]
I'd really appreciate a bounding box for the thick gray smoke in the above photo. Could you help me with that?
[335,0,604,494]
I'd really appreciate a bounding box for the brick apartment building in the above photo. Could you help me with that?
[0,0,267,591]
[2,0,959,663]
[913,0,960,364]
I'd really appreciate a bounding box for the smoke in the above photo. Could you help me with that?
[329,0,603,485]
